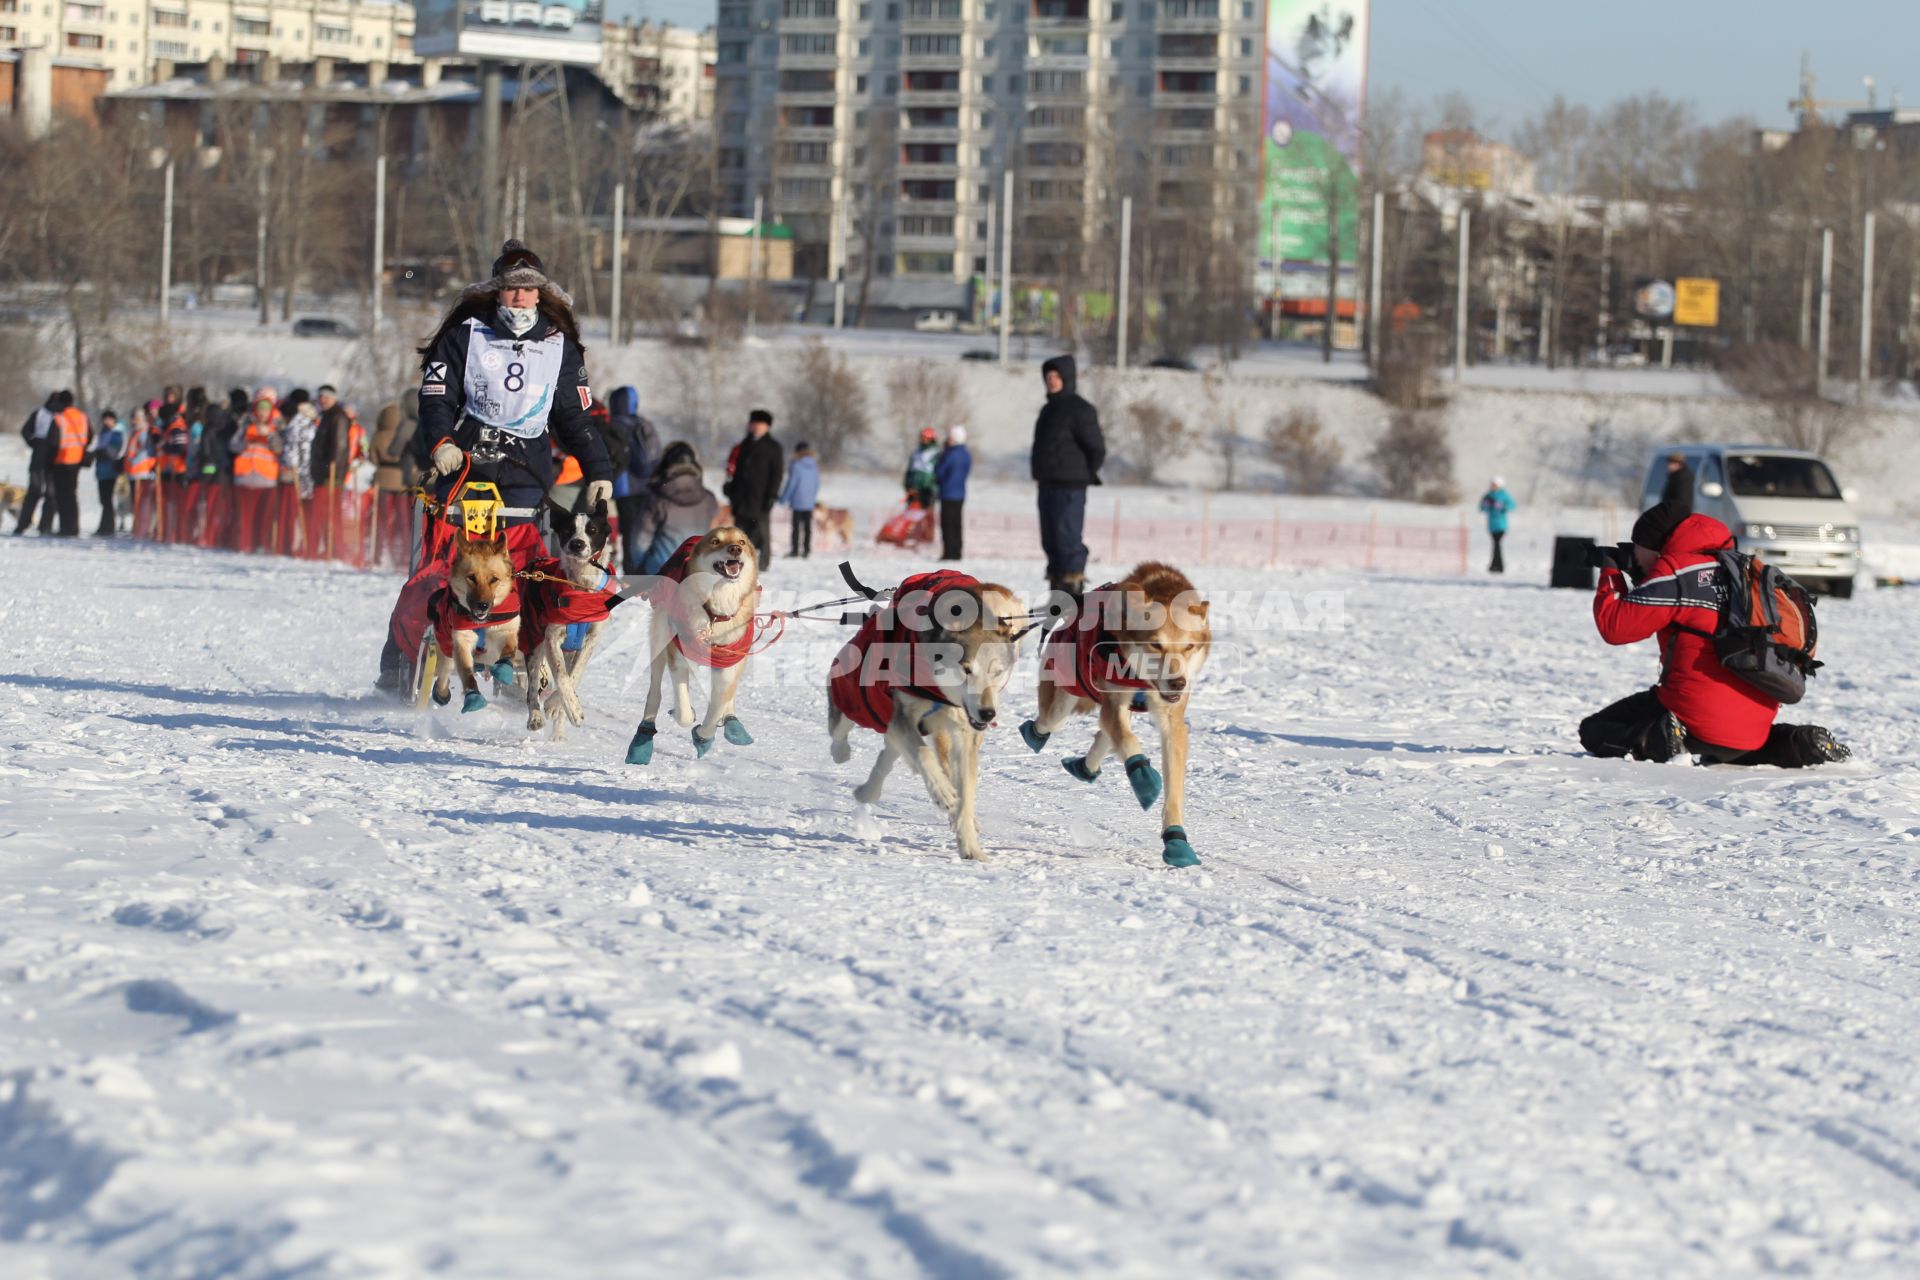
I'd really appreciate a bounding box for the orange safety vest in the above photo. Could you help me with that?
[233,417,282,483]
[124,425,158,478]
[555,453,583,486]
[53,406,89,465]
[158,414,190,476]
[347,417,367,465]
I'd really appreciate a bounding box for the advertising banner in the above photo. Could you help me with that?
[414,0,605,66]
[1262,1,1369,287]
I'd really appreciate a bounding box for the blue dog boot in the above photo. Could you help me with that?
[722,715,754,746]
[1063,757,1101,783]
[431,683,451,707]
[692,727,715,759]
[1130,690,1150,713]
[461,690,488,714]
[1125,754,1163,810]
[1020,720,1050,753]
[626,721,656,765]
[491,660,515,687]
[1161,826,1199,868]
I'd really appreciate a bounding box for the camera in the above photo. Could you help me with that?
[468,422,508,466]
[1584,541,1638,573]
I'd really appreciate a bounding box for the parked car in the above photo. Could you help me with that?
[477,0,509,21]
[1642,444,1862,597]
[542,4,574,27]
[960,348,997,362]
[1147,355,1199,372]
[914,309,960,333]
[292,316,357,338]
[510,1,543,23]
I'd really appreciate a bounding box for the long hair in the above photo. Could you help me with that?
[417,283,583,372]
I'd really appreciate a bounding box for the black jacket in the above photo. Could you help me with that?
[726,432,785,515]
[1030,355,1105,488]
[199,404,238,480]
[410,311,611,511]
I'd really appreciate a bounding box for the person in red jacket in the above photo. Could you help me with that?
[1581,502,1849,767]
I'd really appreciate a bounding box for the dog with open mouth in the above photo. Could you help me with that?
[626,526,762,764]
[427,527,523,713]
[827,570,1022,861]
[521,496,621,740]
[1020,561,1212,867]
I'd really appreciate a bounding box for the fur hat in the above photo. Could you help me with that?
[452,238,572,310]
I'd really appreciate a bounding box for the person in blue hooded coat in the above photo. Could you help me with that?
[1478,477,1515,574]
[605,386,660,572]
[778,441,821,559]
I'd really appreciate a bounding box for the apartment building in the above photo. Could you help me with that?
[599,19,714,124]
[0,0,415,89]
[714,0,1264,289]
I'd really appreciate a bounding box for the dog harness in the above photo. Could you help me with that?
[651,535,758,670]
[828,569,977,735]
[517,558,621,655]
[1041,583,1153,703]
[428,582,522,657]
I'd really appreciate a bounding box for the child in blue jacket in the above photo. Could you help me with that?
[779,441,821,559]
[1479,477,1515,574]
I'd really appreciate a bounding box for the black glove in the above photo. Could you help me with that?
[1584,542,1637,574]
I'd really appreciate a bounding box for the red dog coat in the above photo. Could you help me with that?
[1040,583,1152,703]
[517,557,622,655]
[427,582,521,658]
[829,569,979,734]
[651,535,759,670]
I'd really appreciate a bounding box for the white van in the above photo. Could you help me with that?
[1641,445,1862,597]
[913,309,959,333]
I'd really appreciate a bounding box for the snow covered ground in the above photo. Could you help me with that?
[5,498,1920,1278]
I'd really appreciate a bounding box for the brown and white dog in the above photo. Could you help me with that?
[827,572,1023,861]
[626,526,762,764]
[0,483,27,524]
[430,528,522,713]
[523,498,619,740]
[1020,561,1211,867]
[814,506,856,551]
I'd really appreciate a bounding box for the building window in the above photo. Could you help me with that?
[1241,0,1252,14]
[1237,74,1250,94]
[856,73,867,91]
[1109,1,1122,14]
[898,253,954,274]
[857,36,869,53]
[318,25,350,44]
[785,31,836,52]
[858,1,869,14]
[65,30,102,47]
[887,2,898,16]
[154,38,187,56]
[235,16,268,36]
[153,7,185,25]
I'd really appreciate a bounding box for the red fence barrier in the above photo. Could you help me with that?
[124,479,416,573]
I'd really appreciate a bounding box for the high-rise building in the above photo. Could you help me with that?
[715,0,1264,294]
[0,0,417,91]
[598,19,715,124]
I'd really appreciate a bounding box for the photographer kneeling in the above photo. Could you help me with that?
[1580,501,1851,767]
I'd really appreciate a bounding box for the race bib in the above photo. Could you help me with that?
[461,319,563,438]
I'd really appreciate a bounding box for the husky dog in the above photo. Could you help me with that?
[827,572,1022,861]
[1021,561,1212,867]
[814,506,856,550]
[626,526,761,764]
[431,527,522,714]
[524,498,618,739]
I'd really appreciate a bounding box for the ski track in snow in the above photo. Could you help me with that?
[4,534,1920,1278]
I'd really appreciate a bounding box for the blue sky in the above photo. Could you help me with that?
[605,0,1916,132]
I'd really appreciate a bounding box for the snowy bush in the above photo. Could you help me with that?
[782,340,871,466]
[1370,410,1458,505]
[1266,408,1343,495]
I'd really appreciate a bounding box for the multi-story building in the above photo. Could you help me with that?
[599,19,714,124]
[715,0,1264,294]
[0,0,416,90]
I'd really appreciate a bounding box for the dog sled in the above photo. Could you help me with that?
[875,496,936,550]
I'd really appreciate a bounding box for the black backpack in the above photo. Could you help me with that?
[596,417,631,476]
[1674,550,1822,704]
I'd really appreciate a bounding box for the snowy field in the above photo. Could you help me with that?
[5,506,1920,1278]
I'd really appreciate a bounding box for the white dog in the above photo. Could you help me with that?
[626,526,762,764]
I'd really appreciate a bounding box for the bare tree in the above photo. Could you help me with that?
[1717,341,1878,457]
[1370,411,1457,504]
[782,339,870,465]
[1266,407,1343,493]
[1105,392,1194,483]
[884,363,966,435]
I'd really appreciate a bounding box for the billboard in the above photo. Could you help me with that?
[1261,1,1369,290]
[1674,278,1720,328]
[414,0,605,66]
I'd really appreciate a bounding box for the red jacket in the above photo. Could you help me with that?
[1593,513,1777,750]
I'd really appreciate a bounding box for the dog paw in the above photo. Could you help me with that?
[431,684,451,707]
[625,722,656,766]
[830,737,851,764]
[527,710,545,732]
[1161,826,1199,868]
[853,781,882,805]
[1125,755,1163,811]
[461,690,487,714]
[1063,757,1101,784]
[491,660,516,687]
[1019,720,1050,753]
[691,727,714,759]
[722,716,753,747]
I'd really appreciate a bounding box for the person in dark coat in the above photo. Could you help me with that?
[1660,453,1694,515]
[311,385,354,488]
[606,386,660,573]
[1029,355,1105,598]
[724,408,783,568]
[92,410,124,535]
[198,389,243,483]
[636,441,721,574]
[13,390,67,536]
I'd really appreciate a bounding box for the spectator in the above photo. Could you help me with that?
[636,441,721,574]
[935,425,971,561]
[779,441,821,560]
[46,396,91,538]
[92,410,124,536]
[1478,476,1515,574]
[904,426,939,510]
[1660,453,1694,515]
[1580,501,1850,768]
[371,389,419,566]
[12,390,66,536]
[723,408,784,569]
[606,386,660,572]
[200,389,245,485]
[1030,354,1105,601]
[312,384,354,489]
[232,389,283,552]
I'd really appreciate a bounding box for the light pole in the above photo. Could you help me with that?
[159,157,175,327]
[372,152,386,335]
[1455,207,1471,382]
[1858,210,1875,403]
[611,180,625,346]
[1116,195,1132,371]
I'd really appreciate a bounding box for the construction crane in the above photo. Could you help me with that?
[1789,53,1868,129]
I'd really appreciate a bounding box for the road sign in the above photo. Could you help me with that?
[1674,277,1720,328]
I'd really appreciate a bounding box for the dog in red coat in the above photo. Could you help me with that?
[827,570,1023,861]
